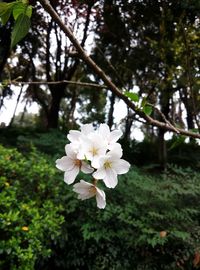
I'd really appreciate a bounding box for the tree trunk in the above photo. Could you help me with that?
[47,87,63,129]
[158,128,167,170]
[157,91,170,170]
[108,93,115,129]
[124,108,134,141]
[0,25,11,78]
[180,88,194,130]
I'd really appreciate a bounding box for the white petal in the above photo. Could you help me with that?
[103,168,118,188]
[108,143,123,158]
[99,124,110,139]
[91,156,101,169]
[56,156,74,171]
[109,130,122,143]
[78,193,95,200]
[93,167,106,180]
[67,130,81,143]
[73,180,96,200]
[73,180,93,193]
[96,187,106,209]
[76,149,86,160]
[65,144,77,158]
[112,159,130,174]
[81,124,94,135]
[81,162,94,174]
[64,166,79,184]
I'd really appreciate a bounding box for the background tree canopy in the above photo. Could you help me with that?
[0,0,199,168]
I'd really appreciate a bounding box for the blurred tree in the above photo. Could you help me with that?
[90,0,200,167]
[0,0,199,156]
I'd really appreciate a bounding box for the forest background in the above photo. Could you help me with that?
[0,0,200,269]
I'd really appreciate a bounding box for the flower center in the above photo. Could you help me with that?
[89,186,97,195]
[89,147,98,156]
[74,159,82,168]
[104,161,112,169]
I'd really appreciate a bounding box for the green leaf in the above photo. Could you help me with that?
[0,7,12,25]
[13,2,32,20]
[141,97,147,108]
[26,5,32,18]
[125,91,139,102]
[11,13,30,48]
[0,2,15,25]
[143,105,152,116]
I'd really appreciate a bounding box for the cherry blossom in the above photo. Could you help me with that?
[73,180,106,209]
[93,147,130,188]
[56,144,93,184]
[56,123,130,209]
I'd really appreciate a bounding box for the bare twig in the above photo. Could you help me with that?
[150,104,180,134]
[37,0,200,140]
[7,80,107,89]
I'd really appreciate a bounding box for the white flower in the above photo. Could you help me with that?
[73,180,106,209]
[93,147,130,188]
[77,132,107,169]
[55,144,93,184]
[98,123,122,149]
[56,123,131,209]
[67,124,95,144]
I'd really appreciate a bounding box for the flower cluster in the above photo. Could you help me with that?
[56,124,130,209]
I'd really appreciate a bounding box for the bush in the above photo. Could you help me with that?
[0,127,67,157]
[1,144,200,269]
[0,145,64,270]
[51,166,200,270]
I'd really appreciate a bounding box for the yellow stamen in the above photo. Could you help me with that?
[89,147,98,156]
[104,161,112,169]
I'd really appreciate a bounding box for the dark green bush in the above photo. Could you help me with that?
[0,127,67,157]
[51,167,200,270]
[1,144,200,269]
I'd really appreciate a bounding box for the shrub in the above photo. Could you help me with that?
[1,144,200,269]
[42,167,200,270]
[0,145,64,270]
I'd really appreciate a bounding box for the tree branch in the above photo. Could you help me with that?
[37,0,200,140]
[8,80,107,89]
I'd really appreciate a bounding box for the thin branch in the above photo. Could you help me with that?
[96,45,125,87]
[80,3,92,47]
[37,0,200,140]
[9,85,24,127]
[8,80,107,89]
[150,103,180,135]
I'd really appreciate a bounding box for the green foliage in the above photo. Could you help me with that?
[0,127,67,157]
[11,13,30,48]
[0,145,64,270]
[0,2,15,25]
[143,105,153,116]
[125,91,139,102]
[1,142,200,269]
[0,0,32,48]
[45,166,200,270]
[125,92,153,116]
[120,137,200,170]
[12,2,32,20]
